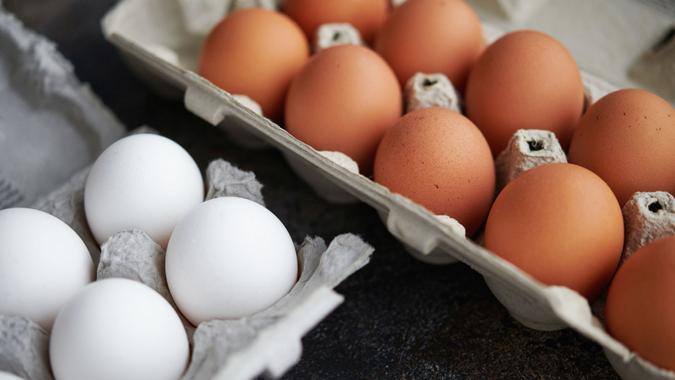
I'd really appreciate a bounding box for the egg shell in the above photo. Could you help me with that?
[605,236,675,372]
[285,44,402,173]
[283,0,389,43]
[49,278,189,380]
[199,8,309,120]
[165,197,298,325]
[84,134,204,248]
[568,89,675,206]
[0,208,93,330]
[374,0,485,88]
[485,163,624,300]
[373,107,495,236]
[465,30,585,156]
[0,372,22,380]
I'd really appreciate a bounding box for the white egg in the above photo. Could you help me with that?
[84,134,204,248]
[0,371,24,380]
[49,278,189,380]
[166,197,298,324]
[0,208,93,330]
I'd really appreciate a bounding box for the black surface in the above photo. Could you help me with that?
[4,1,619,379]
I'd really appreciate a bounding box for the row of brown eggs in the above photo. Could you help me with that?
[196,0,675,373]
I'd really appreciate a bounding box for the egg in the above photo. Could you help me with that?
[485,164,623,300]
[0,372,22,380]
[465,30,585,156]
[199,8,309,120]
[605,236,675,371]
[569,89,675,206]
[285,44,401,173]
[374,0,484,88]
[165,197,297,325]
[84,134,204,248]
[283,0,390,43]
[373,107,495,235]
[0,208,93,330]
[50,278,189,380]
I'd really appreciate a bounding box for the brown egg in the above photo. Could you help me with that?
[374,0,484,88]
[199,9,309,120]
[465,30,585,156]
[569,89,675,206]
[605,236,675,371]
[485,164,623,300]
[373,107,495,235]
[285,45,401,173]
[283,0,390,43]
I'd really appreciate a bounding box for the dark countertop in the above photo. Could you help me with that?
[4,1,619,379]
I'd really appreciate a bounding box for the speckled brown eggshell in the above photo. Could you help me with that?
[199,8,309,120]
[374,0,485,89]
[373,107,495,236]
[569,89,675,207]
[465,30,585,156]
[285,44,402,174]
[605,236,675,372]
[283,0,390,43]
[485,163,624,300]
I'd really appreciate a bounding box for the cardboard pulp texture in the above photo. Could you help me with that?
[0,6,124,209]
[101,1,674,379]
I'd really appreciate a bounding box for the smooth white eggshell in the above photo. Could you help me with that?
[0,208,93,330]
[49,278,189,380]
[84,134,204,248]
[0,370,25,380]
[166,197,298,325]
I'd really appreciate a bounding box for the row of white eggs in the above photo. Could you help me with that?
[0,134,299,380]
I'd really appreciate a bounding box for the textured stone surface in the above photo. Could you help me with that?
[4,1,621,378]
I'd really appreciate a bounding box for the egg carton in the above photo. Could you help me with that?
[0,5,125,208]
[100,1,673,379]
[0,6,373,378]
[0,151,373,380]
